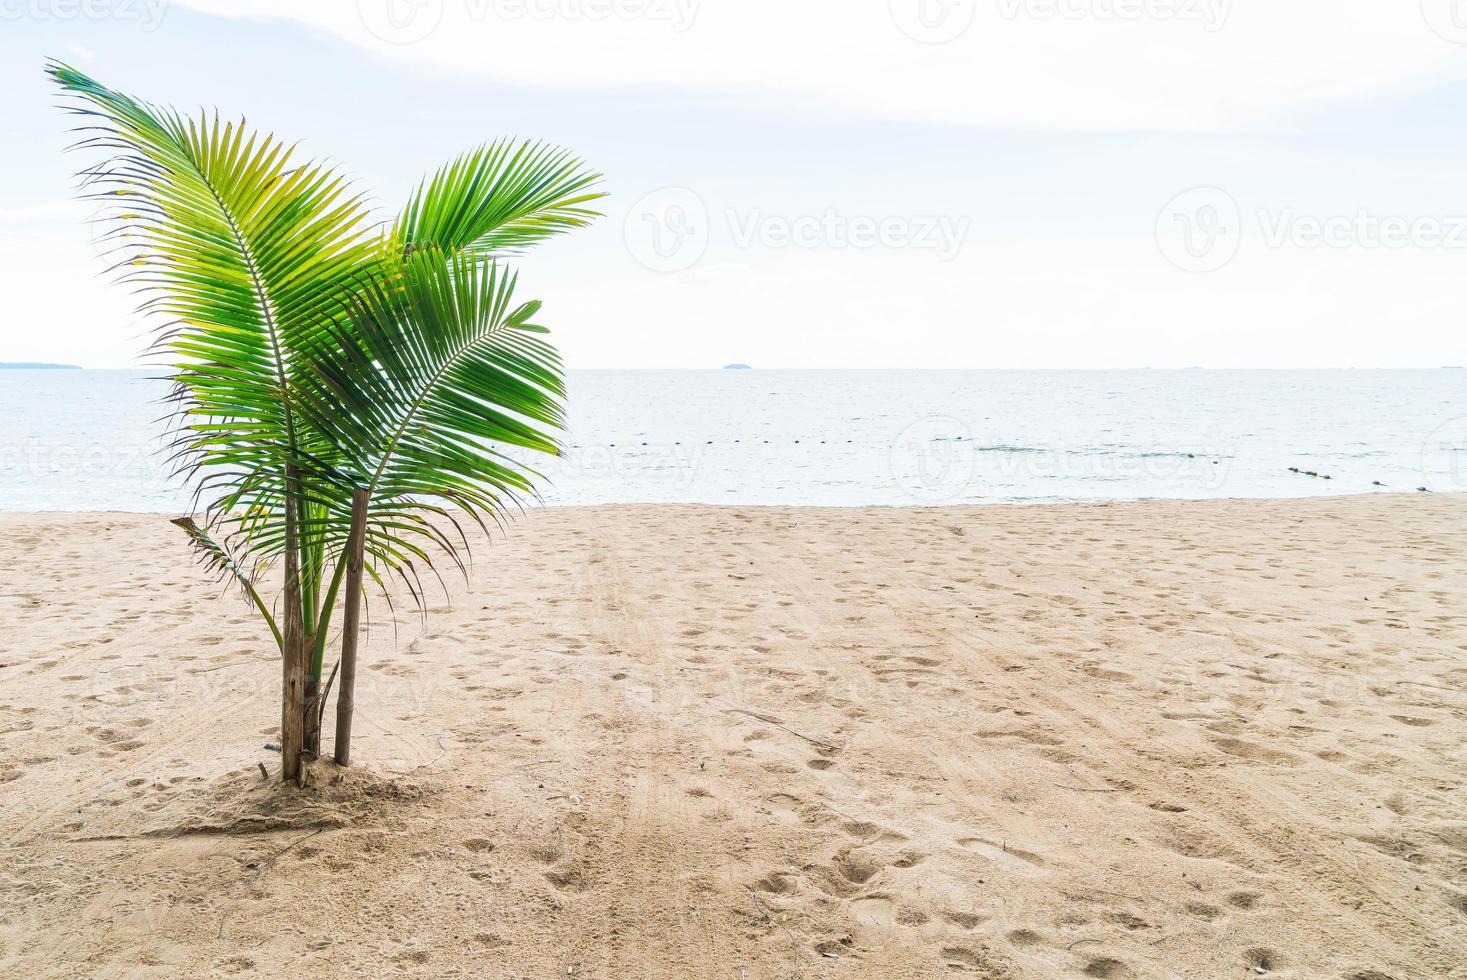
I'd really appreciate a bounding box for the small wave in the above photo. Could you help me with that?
[1066,449,1226,460]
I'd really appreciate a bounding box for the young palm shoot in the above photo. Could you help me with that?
[52,62,603,782]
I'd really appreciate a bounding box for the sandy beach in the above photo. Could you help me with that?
[1,495,1464,978]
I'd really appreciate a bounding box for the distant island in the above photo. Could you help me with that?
[723,363,752,370]
[0,362,80,369]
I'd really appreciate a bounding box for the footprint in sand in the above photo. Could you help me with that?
[1006,928,1045,947]
[943,910,987,930]
[1081,665,1135,684]
[850,895,895,927]
[955,837,1048,876]
[765,792,805,824]
[752,872,797,895]
[1102,910,1149,931]
[889,849,927,868]
[1148,801,1188,813]
[1225,890,1261,910]
[1243,948,1282,974]
[940,945,1011,974]
[832,848,884,885]
[838,819,906,843]
[1210,736,1301,767]
[1082,957,1132,978]
[545,865,588,893]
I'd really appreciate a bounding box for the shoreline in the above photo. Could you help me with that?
[2,494,1464,977]
[0,488,1451,518]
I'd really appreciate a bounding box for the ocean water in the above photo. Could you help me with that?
[0,369,1463,511]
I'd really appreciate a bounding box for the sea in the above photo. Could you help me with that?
[1,369,1463,511]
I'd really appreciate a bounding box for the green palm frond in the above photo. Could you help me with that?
[172,517,282,649]
[297,247,564,580]
[50,61,378,551]
[394,140,604,257]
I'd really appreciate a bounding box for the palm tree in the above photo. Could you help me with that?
[51,62,604,782]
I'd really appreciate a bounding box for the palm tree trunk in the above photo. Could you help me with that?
[334,488,370,766]
[280,470,308,783]
[280,605,308,782]
[302,634,321,759]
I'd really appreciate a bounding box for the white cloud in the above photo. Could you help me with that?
[15,1,1466,369]
[174,0,1467,132]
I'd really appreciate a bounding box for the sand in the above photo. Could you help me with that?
[1,495,1465,978]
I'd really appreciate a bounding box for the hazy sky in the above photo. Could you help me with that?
[4,0,1467,368]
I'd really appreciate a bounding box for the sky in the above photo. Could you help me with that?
[3,0,1467,369]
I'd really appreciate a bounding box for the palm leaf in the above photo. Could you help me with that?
[295,247,564,584]
[395,140,603,257]
[50,61,378,591]
[172,517,283,649]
